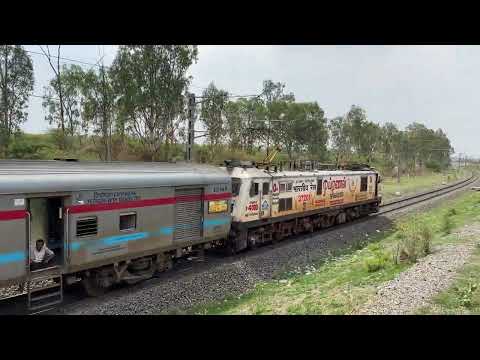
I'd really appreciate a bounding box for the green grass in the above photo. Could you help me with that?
[380,169,466,202]
[182,190,480,315]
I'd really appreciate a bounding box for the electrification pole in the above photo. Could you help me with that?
[186,93,196,162]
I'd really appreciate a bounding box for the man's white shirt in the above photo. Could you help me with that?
[31,245,54,263]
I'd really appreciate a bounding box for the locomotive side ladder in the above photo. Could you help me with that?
[27,266,63,313]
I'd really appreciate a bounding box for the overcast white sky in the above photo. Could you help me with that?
[24,45,480,157]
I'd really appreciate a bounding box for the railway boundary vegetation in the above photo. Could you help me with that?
[186,189,480,315]
[1,45,461,179]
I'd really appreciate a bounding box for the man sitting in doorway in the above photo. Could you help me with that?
[30,239,55,271]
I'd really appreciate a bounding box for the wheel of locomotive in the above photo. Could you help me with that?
[272,229,283,244]
[327,215,336,227]
[82,274,109,297]
[224,242,237,256]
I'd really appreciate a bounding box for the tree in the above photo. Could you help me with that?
[259,80,295,154]
[80,66,116,160]
[200,83,228,146]
[329,115,352,164]
[40,45,67,149]
[43,64,84,147]
[111,45,198,161]
[294,102,329,159]
[0,45,34,155]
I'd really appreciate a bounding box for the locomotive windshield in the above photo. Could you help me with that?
[232,178,241,196]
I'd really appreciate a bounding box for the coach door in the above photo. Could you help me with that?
[259,180,272,218]
[174,188,203,242]
[27,196,67,269]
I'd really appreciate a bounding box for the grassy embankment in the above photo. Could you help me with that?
[184,189,480,315]
[380,169,467,203]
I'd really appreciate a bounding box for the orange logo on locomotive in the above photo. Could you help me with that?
[323,178,347,195]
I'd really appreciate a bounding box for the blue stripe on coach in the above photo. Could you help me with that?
[68,216,231,252]
[0,251,26,265]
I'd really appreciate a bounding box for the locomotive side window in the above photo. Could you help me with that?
[76,217,98,237]
[250,182,259,197]
[262,182,270,194]
[317,178,323,195]
[279,197,293,212]
[279,182,293,193]
[360,176,368,192]
[120,212,137,231]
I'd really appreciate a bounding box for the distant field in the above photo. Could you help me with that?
[380,169,466,202]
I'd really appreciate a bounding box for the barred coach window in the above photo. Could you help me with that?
[76,217,98,237]
[120,212,137,231]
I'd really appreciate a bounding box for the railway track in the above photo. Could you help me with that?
[378,174,477,215]
[0,174,477,315]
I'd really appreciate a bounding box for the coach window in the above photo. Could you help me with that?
[279,197,293,212]
[316,178,323,195]
[360,176,368,192]
[120,212,137,231]
[250,182,259,197]
[262,182,270,195]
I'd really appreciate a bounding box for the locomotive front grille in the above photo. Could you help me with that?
[174,188,203,242]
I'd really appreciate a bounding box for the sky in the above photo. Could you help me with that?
[23,45,480,158]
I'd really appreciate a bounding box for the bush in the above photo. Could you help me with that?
[442,208,457,235]
[364,248,391,273]
[394,219,434,263]
[456,282,478,308]
[426,160,442,173]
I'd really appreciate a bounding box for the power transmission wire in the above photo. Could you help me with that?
[26,49,104,69]
[27,48,262,102]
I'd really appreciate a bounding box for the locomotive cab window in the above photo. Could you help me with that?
[232,179,241,196]
[317,178,323,195]
[262,182,270,194]
[279,197,293,212]
[360,176,368,192]
[76,217,98,237]
[250,182,259,197]
[120,212,136,231]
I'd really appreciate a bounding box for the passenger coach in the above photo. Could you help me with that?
[0,160,231,305]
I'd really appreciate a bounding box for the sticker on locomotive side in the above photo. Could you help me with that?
[262,200,269,210]
[13,199,25,206]
[246,201,259,212]
[209,200,228,213]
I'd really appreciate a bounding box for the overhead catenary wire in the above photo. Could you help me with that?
[27,48,263,104]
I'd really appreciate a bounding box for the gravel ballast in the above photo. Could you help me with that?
[356,238,478,315]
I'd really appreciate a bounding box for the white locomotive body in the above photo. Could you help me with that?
[224,162,381,253]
